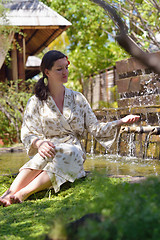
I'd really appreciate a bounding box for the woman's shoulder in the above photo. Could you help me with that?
[24,95,44,116]
[26,95,42,108]
[66,88,86,101]
[65,87,91,110]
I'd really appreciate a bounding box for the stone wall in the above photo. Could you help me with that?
[91,107,160,159]
[83,52,160,160]
[114,52,160,159]
[116,51,160,108]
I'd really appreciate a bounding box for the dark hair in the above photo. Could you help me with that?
[35,50,66,100]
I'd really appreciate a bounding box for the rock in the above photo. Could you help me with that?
[0,145,25,153]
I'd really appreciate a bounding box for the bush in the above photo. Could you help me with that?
[0,79,35,145]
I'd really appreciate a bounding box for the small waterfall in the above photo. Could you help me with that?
[145,113,149,125]
[90,135,94,155]
[143,133,151,159]
[156,112,160,126]
[128,132,136,157]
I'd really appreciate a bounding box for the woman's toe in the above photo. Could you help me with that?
[10,195,22,204]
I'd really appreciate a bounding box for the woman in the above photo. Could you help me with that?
[0,50,140,207]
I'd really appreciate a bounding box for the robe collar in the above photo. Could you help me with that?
[47,86,73,122]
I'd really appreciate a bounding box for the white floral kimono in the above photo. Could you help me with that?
[20,87,120,192]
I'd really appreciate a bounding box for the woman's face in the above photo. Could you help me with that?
[45,57,69,85]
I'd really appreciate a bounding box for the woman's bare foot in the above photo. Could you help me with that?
[10,195,22,204]
[9,188,28,204]
[0,190,12,207]
[0,189,23,207]
[0,197,11,207]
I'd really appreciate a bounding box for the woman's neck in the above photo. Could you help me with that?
[49,84,65,100]
[48,84,65,114]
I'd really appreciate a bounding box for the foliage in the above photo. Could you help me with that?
[0,0,10,27]
[48,31,70,54]
[1,173,160,239]
[0,0,21,66]
[40,0,159,92]
[98,85,119,109]
[112,0,160,50]
[40,0,128,92]
[0,0,159,140]
[99,100,118,109]
[0,80,35,145]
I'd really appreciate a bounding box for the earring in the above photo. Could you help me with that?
[44,77,48,86]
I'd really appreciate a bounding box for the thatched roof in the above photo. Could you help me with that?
[2,0,71,56]
[0,0,71,80]
[3,0,71,27]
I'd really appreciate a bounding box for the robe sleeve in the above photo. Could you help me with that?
[79,93,121,151]
[21,96,45,156]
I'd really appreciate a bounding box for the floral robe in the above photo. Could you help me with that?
[21,87,120,192]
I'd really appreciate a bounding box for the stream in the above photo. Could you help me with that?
[0,151,160,177]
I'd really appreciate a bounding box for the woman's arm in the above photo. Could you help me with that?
[78,92,140,150]
[21,96,45,155]
[116,115,140,126]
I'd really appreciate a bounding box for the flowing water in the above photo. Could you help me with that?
[84,154,160,176]
[0,152,29,175]
[0,151,160,177]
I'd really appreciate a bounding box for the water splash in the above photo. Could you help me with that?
[145,113,149,125]
[156,112,160,126]
[143,133,150,159]
[90,135,94,156]
[128,133,135,157]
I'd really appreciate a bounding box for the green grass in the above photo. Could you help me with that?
[1,172,160,239]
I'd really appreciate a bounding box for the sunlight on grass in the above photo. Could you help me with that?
[1,173,160,239]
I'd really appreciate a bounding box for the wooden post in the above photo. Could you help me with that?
[17,33,25,81]
[105,69,109,102]
[11,40,18,81]
[90,76,93,108]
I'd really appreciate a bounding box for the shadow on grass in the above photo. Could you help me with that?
[1,173,160,240]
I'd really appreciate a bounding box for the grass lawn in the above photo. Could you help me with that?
[1,172,160,240]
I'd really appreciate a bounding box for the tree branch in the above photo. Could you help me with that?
[0,103,17,127]
[90,0,160,74]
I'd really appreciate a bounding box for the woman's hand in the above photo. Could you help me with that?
[33,139,56,159]
[118,114,140,126]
